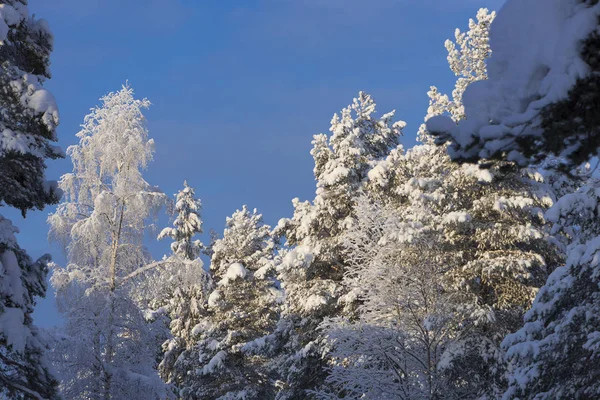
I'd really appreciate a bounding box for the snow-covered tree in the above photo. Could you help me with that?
[417,8,495,142]
[158,181,203,260]
[0,217,59,399]
[152,182,212,395]
[321,147,561,398]
[48,85,170,400]
[315,198,460,399]
[427,1,600,397]
[1,2,61,398]
[0,0,62,214]
[173,206,280,399]
[320,9,562,399]
[272,93,405,398]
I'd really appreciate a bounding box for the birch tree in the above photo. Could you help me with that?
[48,85,170,400]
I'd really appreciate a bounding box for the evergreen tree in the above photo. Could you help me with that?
[174,206,280,399]
[1,1,61,398]
[272,93,405,399]
[158,181,203,260]
[0,0,62,214]
[0,217,59,399]
[320,9,562,399]
[48,85,170,400]
[154,182,212,395]
[427,0,600,397]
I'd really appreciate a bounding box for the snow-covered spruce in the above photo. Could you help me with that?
[151,182,213,395]
[0,216,59,399]
[1,1,61,398]
[158,181,203,260]
[172,206,280,400]
[0,0,63,215]
[47,85,171,400]
[502,165,600,398]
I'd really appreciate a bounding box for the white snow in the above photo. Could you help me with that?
[218,263,248,286]
[426,115,459,137]
[201,350,227,375]
[461,164,493,183]
[443,211,471,224]
[208,290,223,308]
[0,307,28,353]
[225,263,247,280]
[0,3,24,43]
[427,0,600,163]
[303,294,327,311]
[277,245,314,273]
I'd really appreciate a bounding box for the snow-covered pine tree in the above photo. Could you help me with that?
[47,85,171,400]
[153,182,213,394]
[1,1,61,398]
[320,9,562,399]
[174,205,280,399]
[321,149,561,398]
[272,93,405,399]
[427,1,600,397]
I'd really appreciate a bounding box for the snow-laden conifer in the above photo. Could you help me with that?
[152,182,212,395]
[0,0,63,214]
[173,206,280,399]
[426,0,600,397]
[271,93,405,398]
[319,9,562,399]
[158,181,203,260]
[1,2,61,398]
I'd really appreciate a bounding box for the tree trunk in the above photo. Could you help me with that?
[103,199,126,400]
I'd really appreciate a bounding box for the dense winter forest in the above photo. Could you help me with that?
[2,0,600,399]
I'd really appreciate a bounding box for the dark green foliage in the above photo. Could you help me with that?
[0,0,63,215]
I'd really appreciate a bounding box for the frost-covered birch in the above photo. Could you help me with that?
[48,85,170,400]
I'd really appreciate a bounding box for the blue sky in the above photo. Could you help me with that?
[7,0,502,326]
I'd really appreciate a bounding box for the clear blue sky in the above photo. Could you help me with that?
[5,0,503,326]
